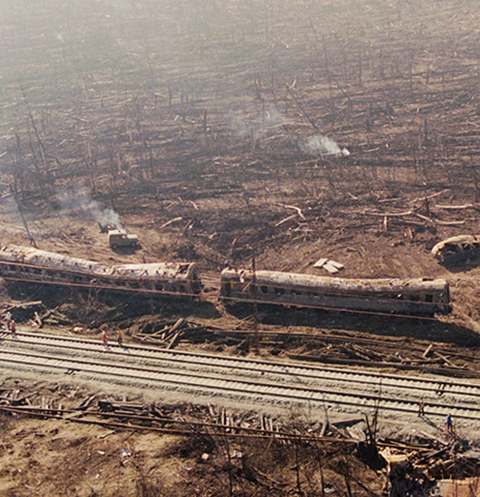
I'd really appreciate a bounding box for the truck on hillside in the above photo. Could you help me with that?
[108,229,139,249]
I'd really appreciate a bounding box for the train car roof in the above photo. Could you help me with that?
[0,245,196,280]
[221,268,448,293]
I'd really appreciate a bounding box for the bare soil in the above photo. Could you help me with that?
[2,0,480,494]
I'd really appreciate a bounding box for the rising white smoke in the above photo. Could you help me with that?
[56,187,123,230]
[302,134,350,157]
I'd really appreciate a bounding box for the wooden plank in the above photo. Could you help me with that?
[322,262,340,274]
[327,260,345,270]
[313,258,328,268]
[166,331,182,349]
[423,344,433,358]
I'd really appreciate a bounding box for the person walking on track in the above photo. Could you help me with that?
[5,311,12,330]
[418,397,425,417]
[446,413,453,434]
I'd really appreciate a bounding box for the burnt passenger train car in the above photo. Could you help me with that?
[0,245,201,297]
[220,268,451,316]
[0,245,452,317]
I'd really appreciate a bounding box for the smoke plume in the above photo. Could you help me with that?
[302,134,350,157]
[56,187,123,229]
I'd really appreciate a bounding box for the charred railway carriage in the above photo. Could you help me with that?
[220,268,451,316]
[0,245,452,317]
[0,245,201,297]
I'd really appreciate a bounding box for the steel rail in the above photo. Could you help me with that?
[0,347,479,421]
[3,331,480,398]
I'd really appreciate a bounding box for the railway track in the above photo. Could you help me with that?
[1,330,480,425]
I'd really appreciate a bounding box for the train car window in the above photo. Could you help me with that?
[409,295,420,301]
[274,288,285,295]
[222,282,231,297]
[179,285,186,294]
[260,286,269,294]
[290,289,302,295]
[425,294,433,302]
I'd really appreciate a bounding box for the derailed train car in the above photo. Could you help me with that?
[220,268,451,316]
[0,245,452,317]
[0,245,201,297]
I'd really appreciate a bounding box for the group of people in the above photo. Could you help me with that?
[419,397,454,434]
[102,329,123,347]
[1,311,16,334]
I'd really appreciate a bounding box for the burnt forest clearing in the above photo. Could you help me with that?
[2,1,480,495]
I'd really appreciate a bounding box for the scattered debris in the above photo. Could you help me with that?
[28,307,71,328]
[431,235,480,265]
[135,318,195,348]
[287,341,477,378]
[98,221,117,233]
[313,257,328,268]
[1,384,480,493]
[158,217,183,231]
[435,477,480,497]
[313,258,345,273]
[276,203,306,221]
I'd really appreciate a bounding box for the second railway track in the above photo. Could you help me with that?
[1,330,480,426]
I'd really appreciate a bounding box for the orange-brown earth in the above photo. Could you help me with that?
[2,0,480,494]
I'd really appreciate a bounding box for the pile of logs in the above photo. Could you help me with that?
[1,301,73,328]
[29,307,72,328]
[134,318,251,349]
[289,341,479,379]
[134,320,480,380]
[0,389,322,442]
[135,318,205,348]
[381,432,480,495]
[0,387,64,414]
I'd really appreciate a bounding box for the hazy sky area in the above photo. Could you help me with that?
[1,0,480,205]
